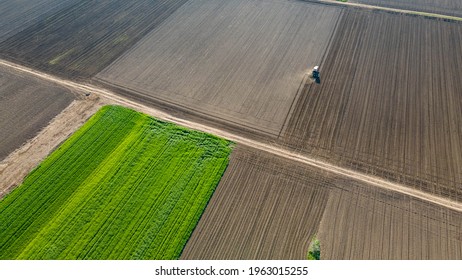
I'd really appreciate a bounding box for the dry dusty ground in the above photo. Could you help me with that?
[282,9,462,202]
[96,0,342,136]
[0,64,75,161]
[0,0,75,42]
[181,146,332,259]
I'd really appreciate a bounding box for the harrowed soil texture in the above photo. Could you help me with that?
[0,65,74,161]
[0,0,190,79]
[282,9,462,203]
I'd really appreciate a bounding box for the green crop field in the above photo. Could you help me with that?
[0,105,232,260]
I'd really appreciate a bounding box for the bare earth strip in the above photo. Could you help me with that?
[309,0,462,21]
[345,0,462,19]
[1,59,462,214]
[96,0,342,135]
[0,98,104,198]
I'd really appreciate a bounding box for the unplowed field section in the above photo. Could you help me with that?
[0,106,232,260]
[349,0,462,17]
[181,146,331,259]
[319,178,462,259]
[0,0,75,42]
[97,0,342,136]
[283,10,462,202]
[0,65,74,161]
[0,0,190,78]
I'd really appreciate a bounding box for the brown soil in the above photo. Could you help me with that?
[2,4,462,259]
[0,64,75,161]
[96,0,342,136]
[182,145,462,259]
[0,0,75,42]
[0,97,103,198]
[319,176,462,259]
[4,58,461,213]
[181,145,332,260]
[0,0,190,79]
[282,9,462,203]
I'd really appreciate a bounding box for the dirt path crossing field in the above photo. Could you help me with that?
[1,59,461,213]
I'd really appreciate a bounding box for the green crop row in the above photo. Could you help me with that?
[0,105,232,259]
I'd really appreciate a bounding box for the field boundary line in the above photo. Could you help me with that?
[301,0,462,22]
[2,59,462,213]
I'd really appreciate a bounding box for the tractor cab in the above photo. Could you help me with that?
[312,66,320,79]
[312,66,320,84]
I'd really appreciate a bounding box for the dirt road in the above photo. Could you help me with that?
[1,59,461,212]
[313,0,462,21]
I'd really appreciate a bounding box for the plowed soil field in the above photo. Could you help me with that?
[96,0,342,136]
[182,146,462,259]
[0,0,190,78]
[319,177,462,259]
[283,9,462,202]
[181,146,332,259]
[0,0,75,42]
[0,64,74,161]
